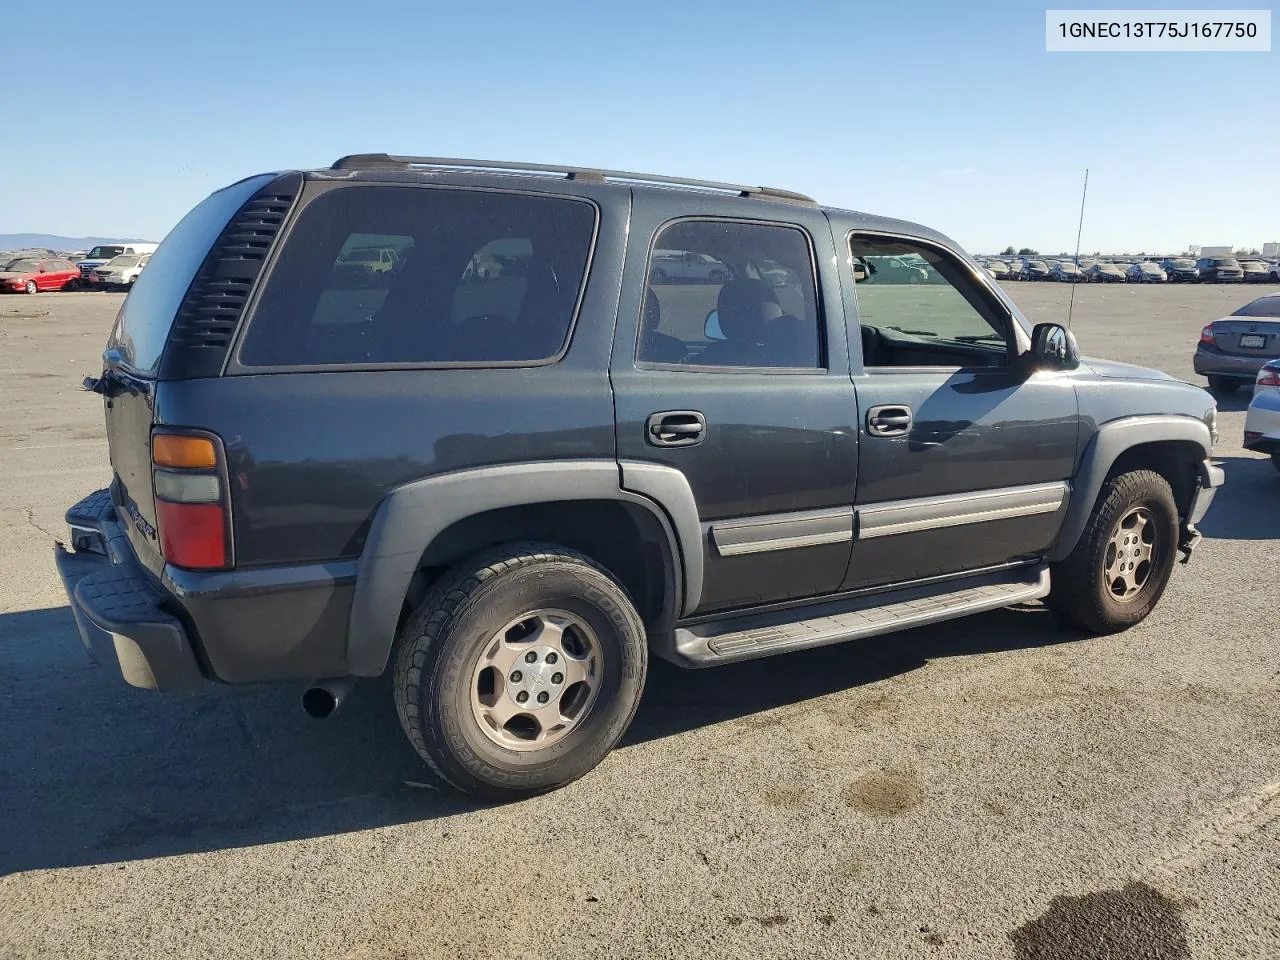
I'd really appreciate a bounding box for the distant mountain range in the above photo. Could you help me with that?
[0,234,155,252]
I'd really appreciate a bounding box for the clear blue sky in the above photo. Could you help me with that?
[4,0,1275,254]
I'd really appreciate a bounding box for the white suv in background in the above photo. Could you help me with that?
[90,254,152,290]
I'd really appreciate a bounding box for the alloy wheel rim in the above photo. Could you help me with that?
[469,609,601,751]
[1103,506,1158,602]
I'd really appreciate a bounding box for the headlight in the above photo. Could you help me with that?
[1204,407,1218,444]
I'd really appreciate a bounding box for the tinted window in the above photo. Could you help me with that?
[637,219,820,369]
[851,235,1009,368]
[107,174,276,374]
[240,187,595,367]
[1232,297,1280,318]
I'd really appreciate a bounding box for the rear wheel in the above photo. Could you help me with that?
[1206,375,1239,397]
[1048,469,1179,634]
[393,542,647,798]
[24,280,37,295]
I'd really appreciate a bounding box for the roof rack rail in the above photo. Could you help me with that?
[329,153,816,205]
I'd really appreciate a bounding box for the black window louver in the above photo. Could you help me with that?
[159,172,302,379]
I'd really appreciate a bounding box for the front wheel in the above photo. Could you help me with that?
[1048,469,1179,634]
[393,543,647,798]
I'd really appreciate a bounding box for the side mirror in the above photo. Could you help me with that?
[704,309,726,341]
[1028,322,1080,372]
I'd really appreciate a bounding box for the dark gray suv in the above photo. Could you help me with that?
[57,154,1223,797]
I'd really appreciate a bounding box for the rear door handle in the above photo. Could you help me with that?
[646,410,706,447]
[867,404,912,437]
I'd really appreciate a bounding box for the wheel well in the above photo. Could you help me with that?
[1106,441,1202,519]
[401,500,677,633]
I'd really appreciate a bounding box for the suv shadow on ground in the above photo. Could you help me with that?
[0,602,1079,875]
[1196,454,1280,540]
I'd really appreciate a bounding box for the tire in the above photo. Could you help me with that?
[708,269,727,283]
[1206,375,1239,397]
[652,268,668,283]
[24,280,37,295]
[393,542,648,798]
[1048,469,1179,634]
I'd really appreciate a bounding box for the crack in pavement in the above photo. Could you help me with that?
[22,505,61,542]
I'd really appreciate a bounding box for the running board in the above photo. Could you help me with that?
[654,566,1050,668]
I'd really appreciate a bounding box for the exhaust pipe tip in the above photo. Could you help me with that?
[302,678,354,719]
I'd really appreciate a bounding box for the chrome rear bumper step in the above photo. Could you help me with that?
[654,566,1050,667]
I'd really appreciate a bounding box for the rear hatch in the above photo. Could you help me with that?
[1209,318,1280,356]
[96,172,294,575]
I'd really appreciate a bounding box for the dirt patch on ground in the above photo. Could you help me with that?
[843,770,924,817]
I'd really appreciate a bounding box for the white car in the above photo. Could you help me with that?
[1244,359,1280,473]
[90,254,151,290]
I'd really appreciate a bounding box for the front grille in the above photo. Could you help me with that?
[159,173,302,379]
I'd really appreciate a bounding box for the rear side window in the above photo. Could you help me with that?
[238,186,596,367]
[107,174,276,375]
[637,219,821,369]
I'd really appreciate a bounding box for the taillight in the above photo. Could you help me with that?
[152,430,230,570]
[1258,366,1280,388]
[1199,324,1216,345]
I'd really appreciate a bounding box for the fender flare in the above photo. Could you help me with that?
[346,459,703,676]
[1048,415,1211,562]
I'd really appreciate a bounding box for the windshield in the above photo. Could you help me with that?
[1231,297,1280,318]
[107,256,140,268]
[1171,259,1195,268]
[1213,258,1240,267]
[3,259,41,273]
[87,245,125,259]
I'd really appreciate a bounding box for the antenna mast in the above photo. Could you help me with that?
[1067,168,1089,329]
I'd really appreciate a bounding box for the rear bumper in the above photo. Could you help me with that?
[57,488,358,690]
[55,490,206,693]
[1193,346,1269,380]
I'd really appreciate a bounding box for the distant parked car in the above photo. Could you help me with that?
[865,255,929,283]
[1194,293,1280,395]
[0,257,81,294]
[1244,359,1280,473]
[1239,260,1271,283]
[650,249,731,284]
[1050,261,1083,282]
[1126,261,1167,283]
[1196,257,1244,282]
[1160,258,1200,282]
[77,242,159,284]
[757,258,799,287]
[984,259,1010,279]
[89,254,152,290]
[1019,260,1052,281]
[1085,263,1126,283]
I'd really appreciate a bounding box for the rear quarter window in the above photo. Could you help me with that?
[237,186,597,367]
[107,174,276,374]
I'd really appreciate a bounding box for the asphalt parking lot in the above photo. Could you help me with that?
[1,284,1278,960]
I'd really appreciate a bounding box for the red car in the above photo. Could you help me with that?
[1,257,81,294]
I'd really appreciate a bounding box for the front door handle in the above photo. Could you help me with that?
[646,410,706,447]
[867,404,912,437]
